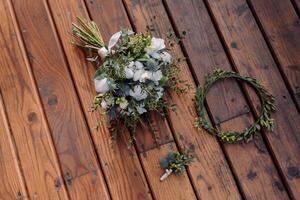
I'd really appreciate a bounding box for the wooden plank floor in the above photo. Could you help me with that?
[0,0,299,199]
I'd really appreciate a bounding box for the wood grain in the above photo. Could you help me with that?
[248,0,300,110]
[0,92,28,200]
[205,0,300,198]
[164,0,289,199]
[0,0,69,198]
[10,0,111,198]
[86,1,197,199]
[122,0,244,199]
[45,0,152,199]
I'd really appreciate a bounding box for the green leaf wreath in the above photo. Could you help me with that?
[195,69,276,143]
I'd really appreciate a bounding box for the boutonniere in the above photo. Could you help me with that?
[159,150,194,181]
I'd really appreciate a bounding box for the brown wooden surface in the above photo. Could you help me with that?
[0,0,299,199]
[164,0,289,199]
[248,0,300,110]
[205,0,300,198]
[0,0,69,198]
[10,0,110,198]
[0,93,28,200]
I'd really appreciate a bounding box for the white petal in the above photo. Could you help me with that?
[160,52,172,63]
[108,31,122,51]
[94,78,110,93]
[125,67,134,79]
[136,104,147,114]
[119,100,129,109]
[150,52,161,59]
[135,61,144,69]
[133,69,145,81]
[100,100,108,109]
[98,47,108,59]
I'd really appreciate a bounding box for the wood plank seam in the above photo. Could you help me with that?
[201,1,294,198]
[121,1,246,199]
[120,1,205,198]
[160,1,249,198]
[84,3,198,198]
[0,90,29,200]
[201,0,299,198]
[42,1,112,190]
[289,0,300,17]
[164,1,292,198]
[2,0,70,198]
[45,0,154,199]
[245,0,300,113]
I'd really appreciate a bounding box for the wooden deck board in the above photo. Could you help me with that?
[206,0,300,198]
[86,1,197,199]
[0,0,299,199]
[248,0,300,110]
[0,0,69,198]
[122,0,242,199]
[0,92,28,200]
[164,0,289,199]
[10,0,110,199]
[45,0,152,199]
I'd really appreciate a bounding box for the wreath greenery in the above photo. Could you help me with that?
[194,69,276,143]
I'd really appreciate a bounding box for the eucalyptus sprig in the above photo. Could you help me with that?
[159,150,194,181]
[195,69,276,143]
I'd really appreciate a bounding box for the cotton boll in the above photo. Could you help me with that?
[160,52,172,64]
[98,47,108,59]
[94,78,110,93]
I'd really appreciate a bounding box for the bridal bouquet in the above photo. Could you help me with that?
[72,17,187,139]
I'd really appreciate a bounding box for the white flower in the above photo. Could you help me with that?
[160,52,172,63]
[101,100,108,109]
[133,69,145,82]
[149,70,163,82]
[98,47,108,59]
[150,52,161,59]
[100,96,114,109]
[145,37,166,54]
[135,61,144,69]
[129,85,148,101]
[118,98,129,109]
[128,61,135,69]
[94,78,110,93]
[125,67,134,79]
[136,103,147,114]
[140,71,152,82]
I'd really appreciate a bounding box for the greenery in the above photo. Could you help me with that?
[194,69,276,143]
[72,17,189,142]
[160,150,194,175]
